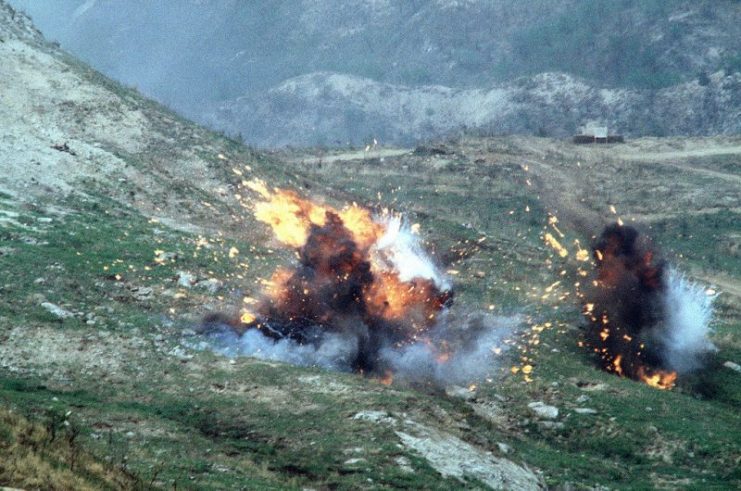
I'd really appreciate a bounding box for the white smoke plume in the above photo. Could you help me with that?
[201,312,519,386]
[372,215,451,290]
[379,313,519,385]
[196,208,519,384]
[656,268,716,374]
[203,327,363,372]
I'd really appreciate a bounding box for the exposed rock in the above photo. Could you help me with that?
[217,71,741,147]
[352,411,543,489]
[352,410,396,425]
[196,278,223,294]
[176,271,197,288]
[0,0,237,234]
[527,402,559,420]
[167,346,193,361]
[29,293,47,303]
[445,384,477,401]
[343,458,366,465]
[574,408,598,415]
[40,302,73,320]
[575,381,607,391]
[496,442,512,454]
[471,401,508,427]
[395,455,414,474]
[130,286,153,301]
[396,420,544,490]
[539,421,565,430]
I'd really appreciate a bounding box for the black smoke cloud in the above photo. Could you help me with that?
[583,223,715,382]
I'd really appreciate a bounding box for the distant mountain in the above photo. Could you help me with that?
[10,0,741,147]
[212,71,741,147]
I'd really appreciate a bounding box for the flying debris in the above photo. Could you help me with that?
[581,223,715,389]
[199,181,518,384]
[205,181,454,374]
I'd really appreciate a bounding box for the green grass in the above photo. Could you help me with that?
[486,316,741,489]
[278,140,741,489]
[1,132,739,489]
[651,210,741,277]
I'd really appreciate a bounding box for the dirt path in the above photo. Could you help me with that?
[624,207,741,223]
[517,156,603,232]
[617,145,741,162]
[290,148,411,165]
[639,160,741,185]
[609,143,741,184]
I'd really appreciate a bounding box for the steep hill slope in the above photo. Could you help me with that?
[1,3,739,489]
[0,2,272,234]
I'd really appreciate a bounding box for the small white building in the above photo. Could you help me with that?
[574,122,622,144]
[592,126,608,139]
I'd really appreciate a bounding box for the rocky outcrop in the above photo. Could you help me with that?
[0,0,42,42]
[212,70,741,147]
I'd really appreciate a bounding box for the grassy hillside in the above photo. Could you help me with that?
[1,2,740,489]
[0,405,136,489]
[2,134,740,488]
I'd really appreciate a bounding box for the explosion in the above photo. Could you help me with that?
[581,223,715,389]
[212,180,454,375]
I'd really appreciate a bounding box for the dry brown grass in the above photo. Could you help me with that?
[0,406,134,490]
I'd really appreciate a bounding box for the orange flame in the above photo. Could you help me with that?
[638,367,677,390]
[241,181,452,373]
[544,233,569,258]
[253,188,328,248]
[378,371,394,386]
[611,355,677,389]
[338,205,384,251]
[364,272,443,327]
[612,355,624,376]
[264,268,294,301]
[240,310,256,324]
[249,179,384,251]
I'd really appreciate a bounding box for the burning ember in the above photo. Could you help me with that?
[218,180,453,374]
[581,223,715,389]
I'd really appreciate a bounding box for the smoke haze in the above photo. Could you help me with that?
[201,312,519,386]
[658,268,716,374]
